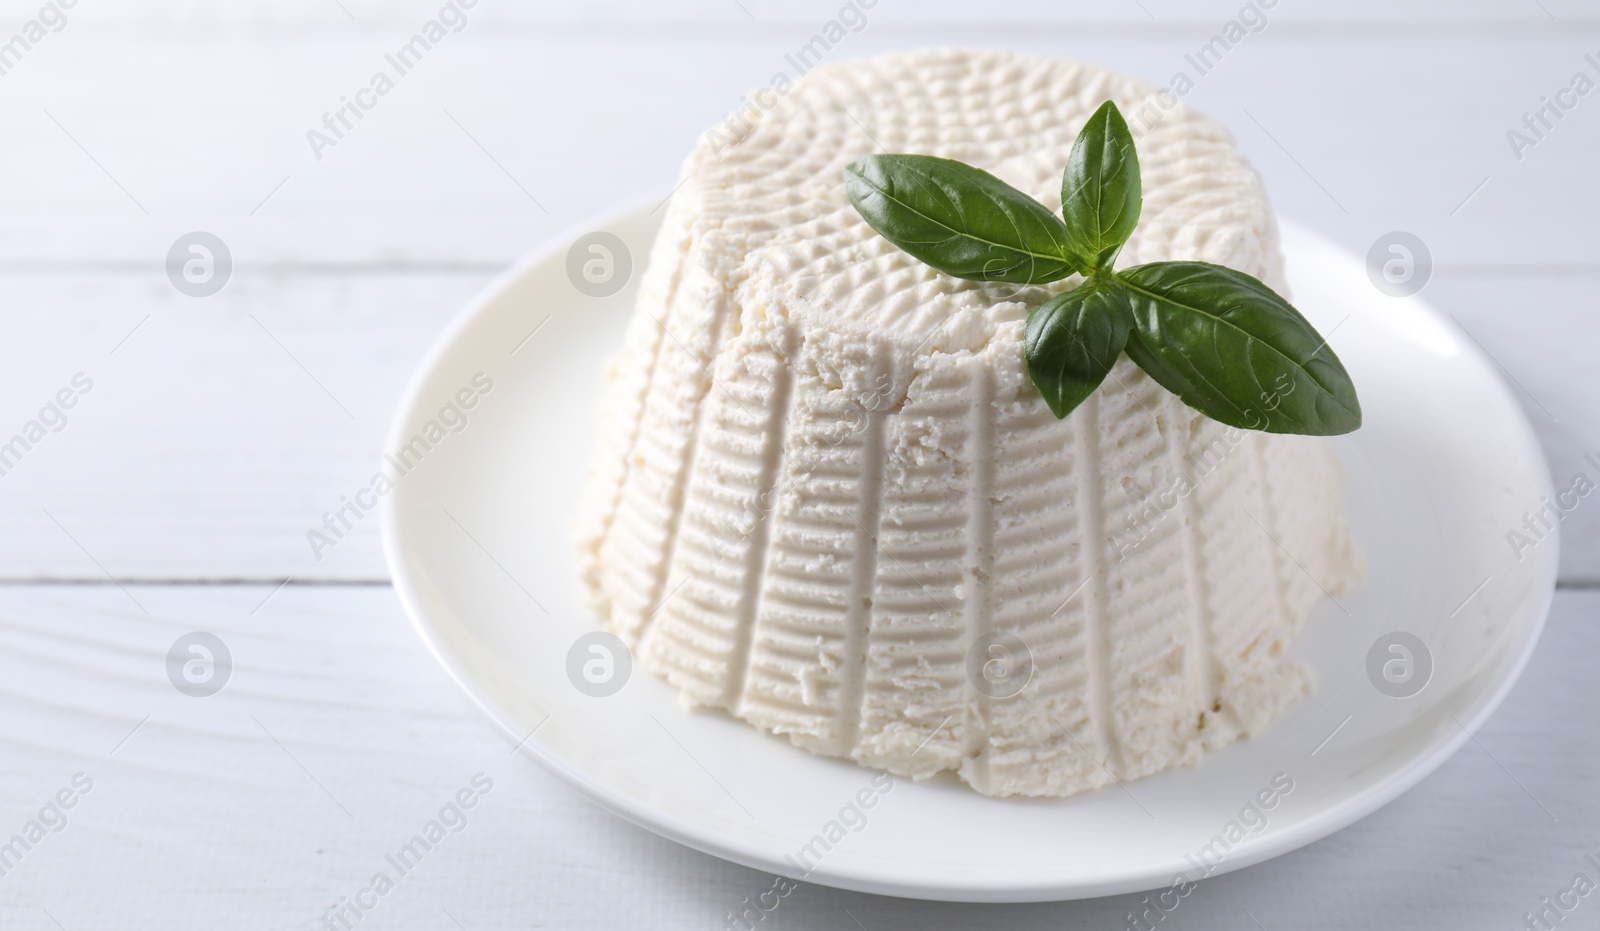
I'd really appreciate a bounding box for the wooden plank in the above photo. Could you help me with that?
[35,0,1600,27]
[0,581,1591,928]
[0,263,1594,582]
[0,270,482,582]
[0,23,1594,266]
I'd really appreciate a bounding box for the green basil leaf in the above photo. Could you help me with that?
[1117,262,1361,435]
[1025,278,1134,419]
[844,155,1077,284]
[1061,100,1141,272]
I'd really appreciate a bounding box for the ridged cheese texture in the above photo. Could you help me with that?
[575,49,1362,798]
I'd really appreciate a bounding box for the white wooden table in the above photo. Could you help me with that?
[2,2,1596,927]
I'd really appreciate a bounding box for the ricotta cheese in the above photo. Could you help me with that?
[575,48,1362,798]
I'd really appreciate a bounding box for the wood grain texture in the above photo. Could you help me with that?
[0,583,1590,930]
[25,0,1600,26]
[0,10,1594,267]
[0,270,484,582]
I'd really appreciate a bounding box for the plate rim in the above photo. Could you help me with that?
[380,196,1560,902]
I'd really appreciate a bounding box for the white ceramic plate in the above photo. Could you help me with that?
[381,197,1558,902]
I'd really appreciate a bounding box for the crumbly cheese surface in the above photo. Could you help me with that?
[575,49,1361,798]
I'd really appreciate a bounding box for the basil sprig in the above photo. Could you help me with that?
[844,100,1360,436]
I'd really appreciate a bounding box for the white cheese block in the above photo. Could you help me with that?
[575,49,1362,797]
